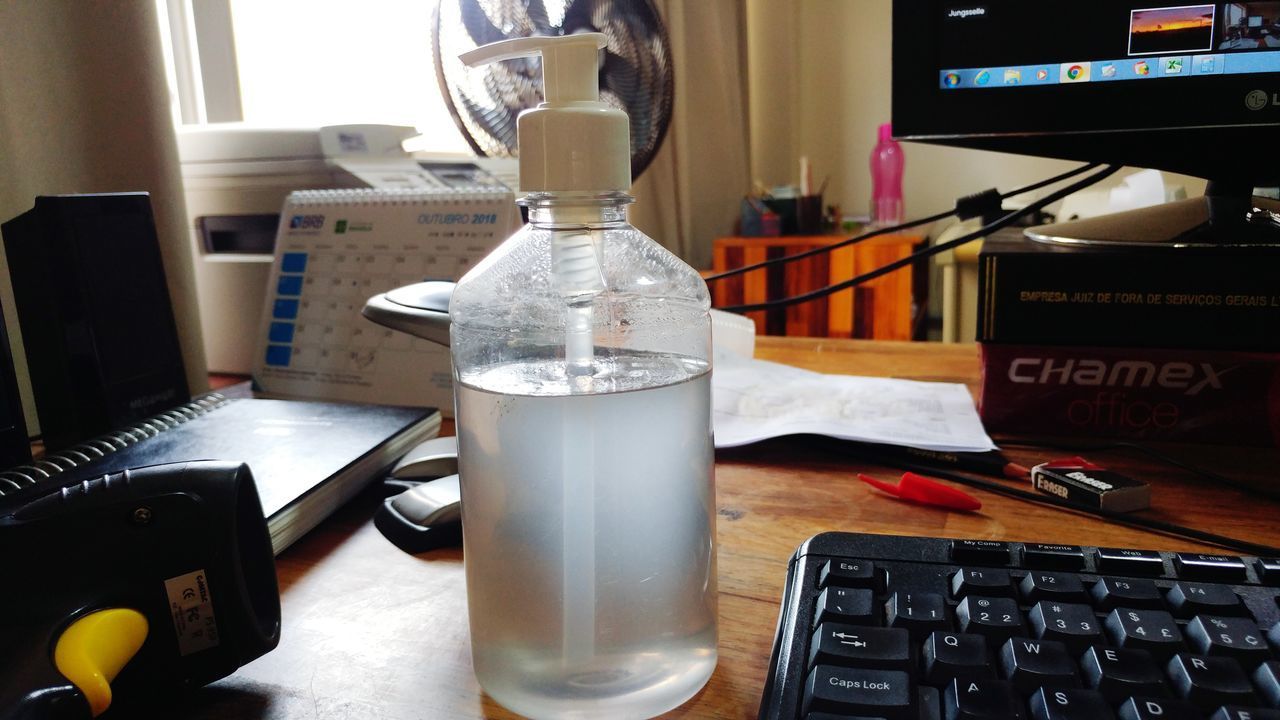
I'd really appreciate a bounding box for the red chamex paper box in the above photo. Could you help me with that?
[978,343,1280,447]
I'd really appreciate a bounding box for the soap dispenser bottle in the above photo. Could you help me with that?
[451,34,717,719]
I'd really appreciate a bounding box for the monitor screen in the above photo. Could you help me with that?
[893,1,1280,184]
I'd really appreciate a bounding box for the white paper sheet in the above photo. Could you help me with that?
[712,351,997,452]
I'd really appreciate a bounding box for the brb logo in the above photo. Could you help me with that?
[1245,90,1276,111]
[290,214,325,230]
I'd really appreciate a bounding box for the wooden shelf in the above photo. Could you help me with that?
[710,234,922,339]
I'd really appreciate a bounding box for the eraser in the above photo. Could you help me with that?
[1030,458,1150,513]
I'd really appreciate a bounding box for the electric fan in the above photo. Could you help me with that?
[431,0,674,181]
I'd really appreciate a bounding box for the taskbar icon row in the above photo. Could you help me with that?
[938,50,1273,90]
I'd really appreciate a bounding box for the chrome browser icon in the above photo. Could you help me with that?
[1060,62,1091,83]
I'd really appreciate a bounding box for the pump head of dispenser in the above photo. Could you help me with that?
[460,33,630,194]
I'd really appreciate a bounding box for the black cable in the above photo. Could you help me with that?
[703,161,1101,283]
[721,164,1122,314]
[887,459,1280,557]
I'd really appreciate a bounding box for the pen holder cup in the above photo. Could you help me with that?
[796,194,823,235]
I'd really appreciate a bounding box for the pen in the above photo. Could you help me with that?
[806,436,1030,480]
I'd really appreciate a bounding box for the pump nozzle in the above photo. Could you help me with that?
[460,34,604,104]
[459,33,631,192]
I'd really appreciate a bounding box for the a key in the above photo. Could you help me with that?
[924,632,993,685]
[1166,582,1245,618]
[942,678,1023,720]
[952,569,1015,598]
[1105,609,1185,660]
[1028,687,1115,720]
[1117,697,1201,720]
[956,596,1026,645]
[998,637,1080,694]
[1210,708,1280,720]
[886,591,950,636]
[809,622,911,671]
[1254,661,1280,708]
[1090,578,1164,611]
[1165,653,1257,711]
[1020,572,1088,603]
[1028,601,1102,654]
[814,586,876,628]
[1080,646,1169,703]
[803,665,914,719]
[1186,616,1271,667]
[820,559,878,589]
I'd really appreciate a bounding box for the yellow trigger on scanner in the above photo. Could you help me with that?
[53,608,149,717]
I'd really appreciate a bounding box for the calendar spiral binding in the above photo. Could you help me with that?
[284,187,513,207]
[0,392,233,497]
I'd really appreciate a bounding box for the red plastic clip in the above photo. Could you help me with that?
[857,472,983,512]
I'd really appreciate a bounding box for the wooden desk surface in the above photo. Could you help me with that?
[177,338,1280,719]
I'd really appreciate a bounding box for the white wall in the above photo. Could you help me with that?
[0,2,208,433]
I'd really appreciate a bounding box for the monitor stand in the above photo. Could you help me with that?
[1024,181,1280,248]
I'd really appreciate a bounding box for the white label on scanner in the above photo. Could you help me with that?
[163,569,221,656]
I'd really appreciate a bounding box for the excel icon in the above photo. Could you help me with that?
[335,219,348,234]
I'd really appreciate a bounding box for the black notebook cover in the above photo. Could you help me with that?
[2,396,440,553]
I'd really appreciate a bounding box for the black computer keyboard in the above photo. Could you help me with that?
[758,532,1280,720]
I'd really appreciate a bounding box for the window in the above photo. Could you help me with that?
[160,0,468,153]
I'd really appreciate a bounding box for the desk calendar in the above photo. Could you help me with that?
[251,188,516,413]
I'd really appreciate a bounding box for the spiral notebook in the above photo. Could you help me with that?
[251,187,517,414]
[0,392,440,553]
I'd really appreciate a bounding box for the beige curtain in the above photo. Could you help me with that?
[631,0,751,271]
[0,1,208,433]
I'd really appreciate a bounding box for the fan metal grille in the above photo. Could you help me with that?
[432,0,674,181]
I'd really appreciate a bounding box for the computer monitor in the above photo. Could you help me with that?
[892,1,1280,246]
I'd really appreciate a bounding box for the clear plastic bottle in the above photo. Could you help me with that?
[870,122,905,226]
[450,35,717,719]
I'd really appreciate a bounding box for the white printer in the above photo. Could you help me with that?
[177,124,518,373]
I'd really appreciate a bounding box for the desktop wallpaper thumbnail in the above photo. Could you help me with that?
[1129,4,1217,54]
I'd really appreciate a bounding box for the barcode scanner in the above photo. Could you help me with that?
[0,462,281,719]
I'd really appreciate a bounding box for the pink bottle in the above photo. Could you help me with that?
[870,123,905,226]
